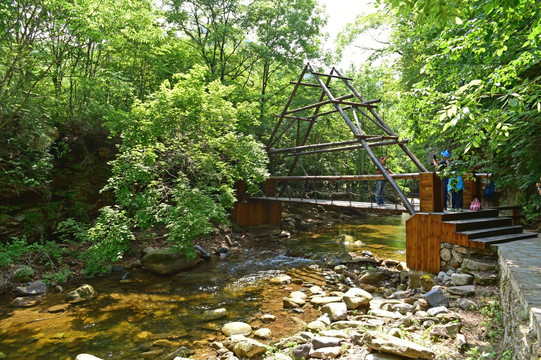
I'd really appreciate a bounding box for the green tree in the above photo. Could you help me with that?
[87,65,268,274]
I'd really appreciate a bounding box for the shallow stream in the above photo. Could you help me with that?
[0,214,408,360]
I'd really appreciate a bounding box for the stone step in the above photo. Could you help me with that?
[471,231,538,244]
[445,217,513,231]
[459,225,524,239]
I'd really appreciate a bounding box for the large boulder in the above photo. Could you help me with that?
[141,248,202,275]
[365,331,436,359]
[343,287,372,309]
[320,302,348,321]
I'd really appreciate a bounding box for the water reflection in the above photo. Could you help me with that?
[0,214,407,360]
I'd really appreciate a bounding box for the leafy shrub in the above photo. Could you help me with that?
[55,218,89,244]
[32,240,64,270]
[43,267,73,284]
[0,237,32,267]
[83,206,135,276]
[94,65,268,257]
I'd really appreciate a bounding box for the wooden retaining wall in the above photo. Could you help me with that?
[405,212,487,273]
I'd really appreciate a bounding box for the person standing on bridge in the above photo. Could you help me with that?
[433,150,451,210]
[376,155,393,205]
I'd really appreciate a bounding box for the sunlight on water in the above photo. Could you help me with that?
[0,214,407,360]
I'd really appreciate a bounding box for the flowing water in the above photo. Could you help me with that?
[0,214,408,360]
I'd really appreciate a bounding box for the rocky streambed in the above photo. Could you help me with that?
[0,208,500,360]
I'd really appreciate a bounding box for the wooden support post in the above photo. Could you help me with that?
[236,181,248,202]
[463,176,480,210]
[419,172,443,212]
[265,179,277,197]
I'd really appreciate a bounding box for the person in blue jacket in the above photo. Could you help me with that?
[447,162,465,211]
[432,150,451,210]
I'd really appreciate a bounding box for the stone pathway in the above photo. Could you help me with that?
[496,234,541,344]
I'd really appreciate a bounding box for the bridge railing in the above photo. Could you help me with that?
[261,173,421,212]
[258,172,492,213]
[232,172,492,226]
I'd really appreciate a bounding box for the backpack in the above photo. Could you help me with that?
[483,178,495,198]
[470,197,481,211]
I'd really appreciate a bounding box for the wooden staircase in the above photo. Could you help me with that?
[442,209,537,244]
[406,208,538,272]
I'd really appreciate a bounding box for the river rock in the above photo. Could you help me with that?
[451,273,474,286]
[365,331,436,359]
[360,271,385,285]
[368,308,403,320]
[269,275,291,284]
[283,296,305,308]
[320,329,350,339]
[310,346,342,359]
[16,280,47,295]
[222,322,252,336]
[232,336,266,358]
[254,328,272,340]
[307,320,328,332]
[140,349,164,358]
[11,295,44,308]
[320,302,347,321]
[430,323,461,338]
[423,288,449,308]
[273,334,310,349]
[264,353,291,360]
[141,248,202,275]
[334,234,358,245]
[193,245,211,261]
[343,287,372,309]
[290,291,307,300]
[292,343,312,360]
[447,285,475,296]
[427,306,449,316]
[437,271,452,284]
[202,308,227,321]
[75,355,102,360]
[311,296,343,306]
[261,314,276,323]
[66,284,96,303]
[48,304,70,313]
[457,298,477,310]
[312,336,342,349]
[366,353,405,360]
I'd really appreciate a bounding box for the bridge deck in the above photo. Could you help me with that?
[251,196,420,213]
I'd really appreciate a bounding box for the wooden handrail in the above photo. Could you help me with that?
[267,173,421,181]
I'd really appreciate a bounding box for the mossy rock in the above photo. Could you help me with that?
[142,248,202,275]
[420,274,435,292]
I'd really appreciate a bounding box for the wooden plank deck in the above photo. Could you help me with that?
[250,196,420,213]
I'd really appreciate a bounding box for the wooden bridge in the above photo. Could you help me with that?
[231,64,538,273]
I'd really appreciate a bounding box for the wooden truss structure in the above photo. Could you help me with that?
[266,63,429,215]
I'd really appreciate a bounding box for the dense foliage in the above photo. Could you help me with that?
[0,0,325,277]
[340,0,541,217]
[0,0,539,279]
